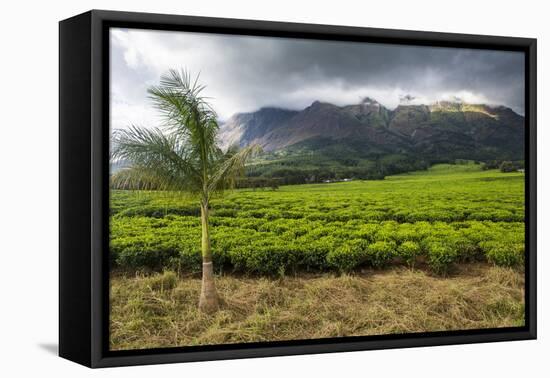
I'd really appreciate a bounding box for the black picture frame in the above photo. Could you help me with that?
[59,9,537,368]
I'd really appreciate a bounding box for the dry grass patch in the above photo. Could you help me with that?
[110,264,524,350]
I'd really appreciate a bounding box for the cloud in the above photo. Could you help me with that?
[110,27,525,128]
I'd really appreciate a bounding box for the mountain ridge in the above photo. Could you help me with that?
[219,98,524,163]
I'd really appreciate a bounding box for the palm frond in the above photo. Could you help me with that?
[147,69,219,168]
[111,125,201,191]
[110,69,261,200]
[111,166,174,191]
[208,144,262,192]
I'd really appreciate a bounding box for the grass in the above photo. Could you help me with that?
[109,163,525,349]
[110,263,525,350]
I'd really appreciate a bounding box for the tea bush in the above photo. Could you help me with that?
[366,240,396,268]
[426,241,458,275]
[398,241,421,268]
[110,165,525,275]
[481,241,524,267]
[326,239,367,273]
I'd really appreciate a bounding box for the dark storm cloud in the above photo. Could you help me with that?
[110,28,524,129]
[245,39,523,106]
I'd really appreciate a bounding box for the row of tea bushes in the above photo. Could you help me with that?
[109,166,525,275]
[111,200,524,223]
[110,170,524,225]
[110,216,524,275]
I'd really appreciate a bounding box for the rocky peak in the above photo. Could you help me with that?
[361,97,380,106]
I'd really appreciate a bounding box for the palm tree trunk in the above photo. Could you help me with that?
[198,200,219,313]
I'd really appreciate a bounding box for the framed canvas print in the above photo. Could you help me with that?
[59,10,537,368]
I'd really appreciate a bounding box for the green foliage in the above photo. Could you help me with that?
[229,241,303,276]
[481,241,524,267]
[110,164,525,274]
[245,137,439,186]
[110,68,261,212]
[366,241,396,268]
[425,241,458,275]
[326,240,367,272]
[499,160,522,173]
[301,236,336,271]
[398,241,421,268]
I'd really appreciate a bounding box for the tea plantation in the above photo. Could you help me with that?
[110,163,525,275]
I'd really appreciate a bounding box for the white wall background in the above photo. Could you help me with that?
[0,0,547,376]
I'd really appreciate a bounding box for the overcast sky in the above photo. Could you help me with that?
[110,28,525,130]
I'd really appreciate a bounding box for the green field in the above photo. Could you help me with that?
[110,163,525,275]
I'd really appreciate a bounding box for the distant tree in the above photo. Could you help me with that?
[269,179,279,191]
[484,160,502,170]
[111,69,260,313]
[499,161,516,173]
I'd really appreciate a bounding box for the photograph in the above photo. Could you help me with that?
[108,27,526,351]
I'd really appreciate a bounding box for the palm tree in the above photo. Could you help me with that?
[111,69,260,313]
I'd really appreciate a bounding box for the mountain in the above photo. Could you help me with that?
[219,98,525,185]
[220,107,298,148]
[220,98,524,159]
